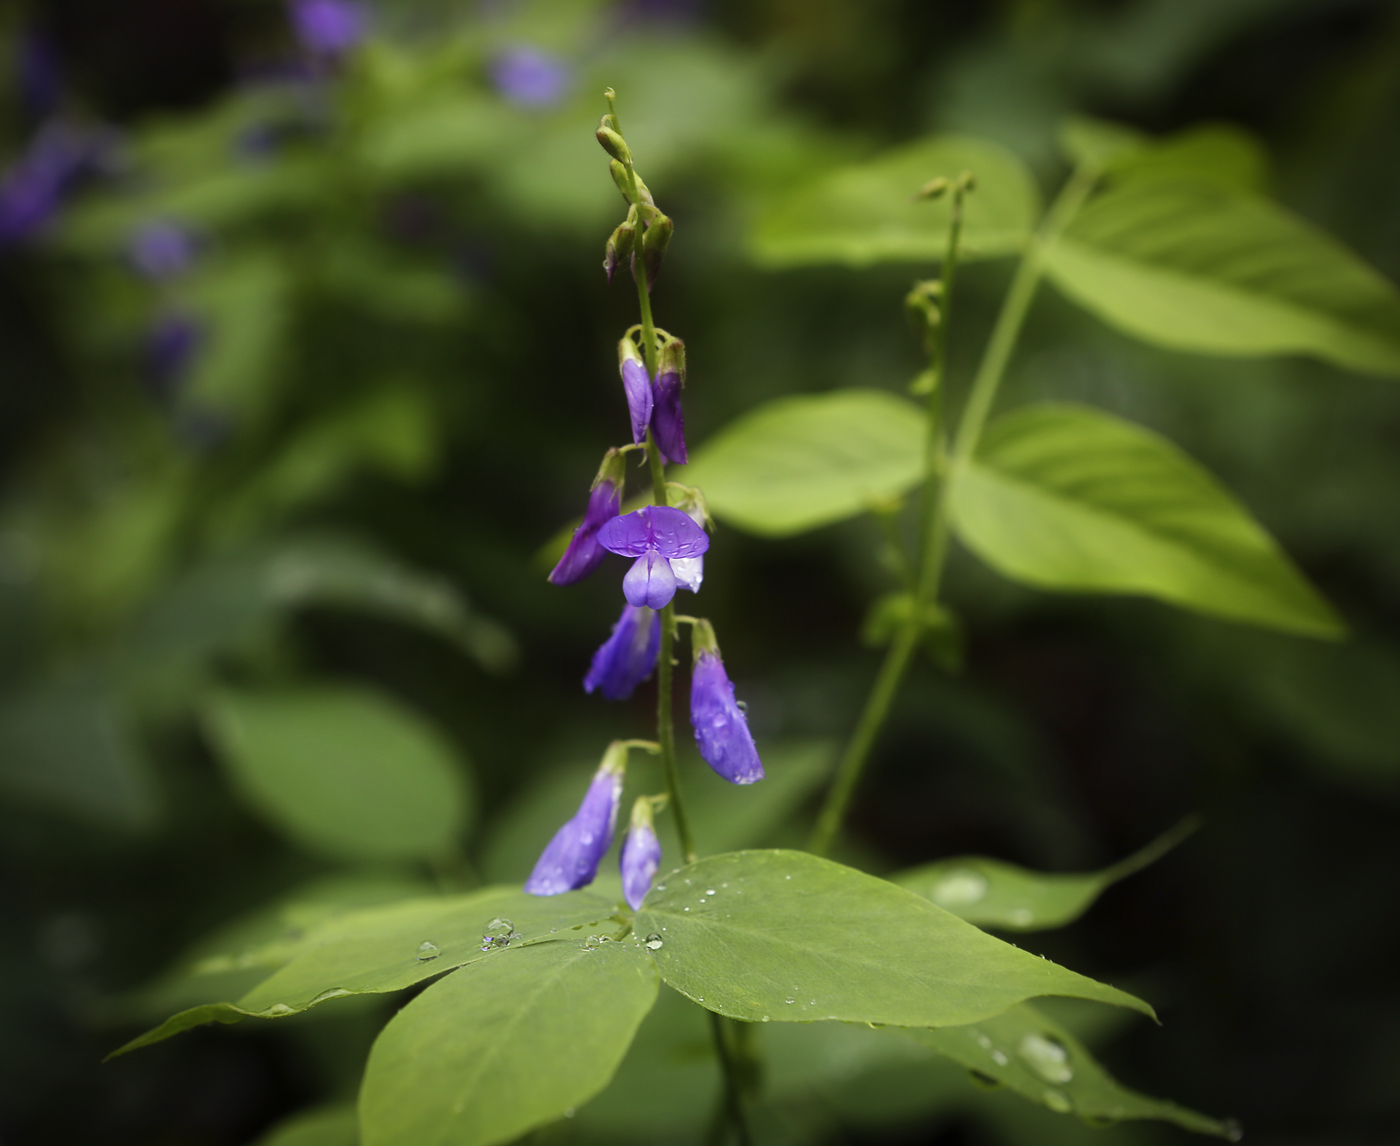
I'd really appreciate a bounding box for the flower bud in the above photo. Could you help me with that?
[525,744,627,896]
[617,336,653,445]
[620,796,663,910]
[640,213,673,290]
[689,621,764,785]
[548,449,625,586]
[584,604,661,700]
[604,212,637,282]
[596,122,632,165]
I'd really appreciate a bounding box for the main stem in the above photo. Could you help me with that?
[808,164,1099,857]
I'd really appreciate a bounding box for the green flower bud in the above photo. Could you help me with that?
[597,121,632,165]
[640,213,673,290]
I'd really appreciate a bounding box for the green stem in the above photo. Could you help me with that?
[808,164,1099,857]
[707,1012,754,1146]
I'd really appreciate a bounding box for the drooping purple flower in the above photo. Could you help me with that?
[651,368,687,464]
[597,505,709,611]
[620,356,653,445]
[525,751,625,897]
[0,121,105,246]
[289,0,365,56]
[491,46,572,109]
[129,221,195,280]
[620,797,662,911]
[549,451,625,586]
[144,312,202,401]
[691,647,764,785]
[584,603,661,700]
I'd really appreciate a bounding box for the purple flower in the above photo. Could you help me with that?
[620,356,653,445]
[598,505,709,610]
[145,312,202,401]
[129,221,195,280]
[525,750,625,896]
[620,798,662,910]
[0,121,104,246]
[651,368,687,464]
[549,451,625,586]
[584,603,660,700]
[289,0,365,56]
[668,503,706,594]
[491,46,572,109]
[691,648,764,785]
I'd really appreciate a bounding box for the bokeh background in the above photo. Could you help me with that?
[1,1,1398,1143]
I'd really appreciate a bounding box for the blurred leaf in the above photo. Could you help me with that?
[683,739,835,854]
[949,403,1343,637]
[678,390,925,536]
[1110,124,1270,194]
[894,817,1199,931]
[358,93,515,182]
[317,239,467,324]
[252,1104,357,1146]
[0,673,158,829]
[1058,117,1149,170]
[1045,180,1400,377]
[109,886,617,1056]
[359,939,658,1146]
[906,1001,1234,1136]
[749,134,1040,267]
[634,850,1154,1026]
[202,685,474,862]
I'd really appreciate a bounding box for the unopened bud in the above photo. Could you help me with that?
[958,169,976,191]
[915,176,950,200]
[604,212,638,282]
[658,336,686,389]
[641,214,673,290]
[597,122,632,165]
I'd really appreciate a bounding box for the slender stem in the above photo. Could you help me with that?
[808,164,1100,857]
[707,1013,754,1146]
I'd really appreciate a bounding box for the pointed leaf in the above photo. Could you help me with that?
[359,938,659,1146]
[634,850,1153,1027]
[949,403,1343,637]
[1045,180,1400,377]
[677,390,925,537]
[895,818,1199,931]
[750,135,1039,268]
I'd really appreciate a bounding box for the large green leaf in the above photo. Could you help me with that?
[677,390,925,537]
[359,938,659,1146]
[949,403,1342,637]
[203,685,473,861]
[749,134,1039,267]
[253,1104,358,1146]
[109,885,617,1056]
[633,850,1153,1026]
[1044,179,1400,377]
[895,817,1198,932]
[906,1002,1235,1137]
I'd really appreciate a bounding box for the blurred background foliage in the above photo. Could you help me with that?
[0,0,1397,1143]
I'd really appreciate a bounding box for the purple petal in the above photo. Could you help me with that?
[290,0,365,55]
[620,820,662,910]
[584,604,660,700]
[645,505,709,559]
[525,767,622,896]
[622,551,677,610]
[690,650,764,785]
[491,46,572,108]
[621,358,654,445]
[597,508,654,558]
[549,480,621,585]
[651,370,687,465]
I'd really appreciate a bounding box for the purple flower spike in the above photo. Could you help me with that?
[620,357,653,445]
[622,550,677,609]
[598,505,709,611]
[584,604,660,699]
[290,0,365,56]
[652,370,687,464]
[0,122,105,246]
[491,46,572,108]
[691,648,764,785]
[525,751,625,896]
[620,798,662,911]
[549,453,624,585]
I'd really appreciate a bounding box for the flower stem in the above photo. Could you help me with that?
[706,1012,754,1146]
[807,162,1099,857]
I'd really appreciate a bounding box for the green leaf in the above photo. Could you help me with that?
[894,818,1199,931]
[948,403,1343,637]
[749,134,1040,268]
[359,938,658,1146]
[634,850,1154,1026]
[108,885,617,1056]
[1057,116,1149,170]
[252,1103,358,1146]
[677,390,926,537]
[1060,118,1269,196]
[203,685,473,861]
[905,1002,1235,1136]
[1044,180,1400,377]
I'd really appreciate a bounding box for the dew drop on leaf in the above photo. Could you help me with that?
[644,933,664,951]
[1018,1033,1074,1083]
[1042,1088,1073,1113]
[416,940,440,962]
[931,869,988,906]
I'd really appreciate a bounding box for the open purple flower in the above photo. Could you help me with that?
[690,624,763,785]
[525,749,625,896]
[290,0,365,56]
[549,450,624,586]
[620,797,662,910]
[584,603,660,700]
[597,505,708,610]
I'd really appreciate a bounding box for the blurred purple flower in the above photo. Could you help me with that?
[129,221,195,280]
[584,603,660,700]
[144,312,202,401]
[598,505,708,610]
[691,649,764,785]
[620,799,661,910]
[491,46,572,108]
[289,0,365,56]
[525,754,624,896]
[0,122,105,246]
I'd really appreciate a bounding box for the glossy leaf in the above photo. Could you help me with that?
[750,134,1039,267]
[203,685,473,861]
[1045,180,1400,377]
[633,850,1153,1026]
[906,1002,1235,1136]
[359,938,658,1146]
[108,885,617,1056]
[895,818,1199,931]
[678,390,925,536]
[949,403,1343,637]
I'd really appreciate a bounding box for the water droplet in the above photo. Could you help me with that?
[760,1015,770,1022]
[809,999,816,1006]
[705,889,716,896]
[683,906,690,911]
[583,934,610,950]
[991,1049,1009,1066]
[1018,1033,1073,1084]
[416,940,440,962]
[1009,907,1034,926]
[267,1003,294,1016]
[785,997,795,1004]
[480,917,518,952]
[644,934,664,951]
[931,868,988,906]
[784,874,791,880]
[698,898,707,904]
[1042,1088,1072,1114]
[656,883,667,892]
[973,1031,993,1050]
